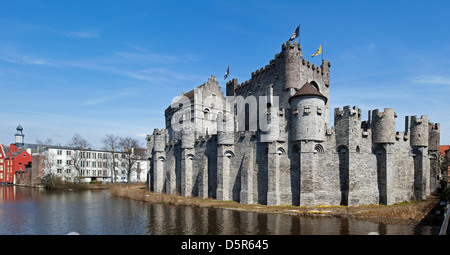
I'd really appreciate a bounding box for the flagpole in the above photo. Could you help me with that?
[321,42,324,62]
[298,24,301,45]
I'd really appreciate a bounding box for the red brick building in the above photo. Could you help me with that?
[0,125,32,184]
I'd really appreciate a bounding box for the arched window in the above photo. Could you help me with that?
[337,145,348,153]
[277,147,286,155]
[203,108,210,120]
[225,151,234,157]
[310,81,320,92]
[314,144,324,154]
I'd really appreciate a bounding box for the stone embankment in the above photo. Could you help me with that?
[109,183,439,226]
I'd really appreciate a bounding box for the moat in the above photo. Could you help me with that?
[0,185,438,235]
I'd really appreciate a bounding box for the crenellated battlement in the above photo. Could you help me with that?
[408,115,429,147]
[334,105,361,118]
[282,40,302,51]
[371,108,396,144]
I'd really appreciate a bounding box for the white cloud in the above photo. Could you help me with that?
[81,90,137,106]
[0,51,53,66]
[410,75,450,85]
[64,29,100,39]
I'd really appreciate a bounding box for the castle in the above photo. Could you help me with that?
[146,40,441,206]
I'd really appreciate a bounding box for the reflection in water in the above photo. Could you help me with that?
[0,185,438,235]
[144,203,436,235]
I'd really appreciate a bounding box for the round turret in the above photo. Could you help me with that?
[282,40,302,91]
[289,82,327,142]
[410,116,429,147]
[371,109,396,144]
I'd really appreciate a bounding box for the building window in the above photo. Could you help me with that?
[304,105,311,114]
[314,144,325,154]
[57,150,62,155]
[66,151,71,156]
[57,160,62,165]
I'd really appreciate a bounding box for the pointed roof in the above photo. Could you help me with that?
[17,124,23,131]
[289,82,327,104]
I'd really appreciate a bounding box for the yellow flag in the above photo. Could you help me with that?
[311,43,322,57]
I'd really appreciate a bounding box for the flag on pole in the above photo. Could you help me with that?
[311,43,322,57]
[224,66,229,80]
[289,26,300,41]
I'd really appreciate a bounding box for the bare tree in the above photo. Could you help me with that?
[67,134,91,182]
[101,134,120,183]
[118,137,144,183]
[36,138,53,146]
[42,148,58,188]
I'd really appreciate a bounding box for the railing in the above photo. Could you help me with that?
[439,203,450,235]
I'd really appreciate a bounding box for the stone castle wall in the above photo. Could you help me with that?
[147,40,440,207]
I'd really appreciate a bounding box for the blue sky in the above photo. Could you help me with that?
[1,0,449,148]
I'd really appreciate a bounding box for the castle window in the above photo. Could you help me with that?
[304,105,311,114]
[293,108,298,115]
[203,108,210,120]
[187,154,195,160]
[314,144,324,154]
[158,156,166,162]
[225,151,235,157]
[356,146,360,153]
[310,81,320,92]
[337,145,348,153]
[317,107,322,115]
[277,147,286,155]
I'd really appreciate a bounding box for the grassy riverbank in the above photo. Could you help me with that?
[109,183,440,226]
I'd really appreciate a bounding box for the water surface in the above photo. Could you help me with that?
[0,185,438,235]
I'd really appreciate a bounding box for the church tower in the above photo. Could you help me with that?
[15,124,25,148]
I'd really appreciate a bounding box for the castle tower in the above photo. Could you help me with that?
[428,122,440,194]
[289,82,327,142]
[406,115,430,200]
[15,124,25,148]
[152,128,166,194]
[371,108,396,144]
[180,129,195,197]
[408,115,429,147]
[370,108,396,205]
[216,117,235,201]
[281,40,302,93]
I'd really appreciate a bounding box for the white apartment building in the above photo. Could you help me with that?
[42,146,148,183]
